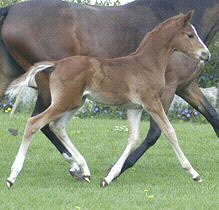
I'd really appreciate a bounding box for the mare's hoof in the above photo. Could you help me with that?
[100,179,108,188]
[6,179,13,189]
[83,176,91,183]
[193,176,203,182]
[69,169,84,181]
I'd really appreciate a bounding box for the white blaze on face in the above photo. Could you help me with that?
[191,24,211,60]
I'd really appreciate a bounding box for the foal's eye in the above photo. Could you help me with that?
[188,34,194,38]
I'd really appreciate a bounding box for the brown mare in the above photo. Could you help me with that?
[6,11,210,188]
[1,0,218,180]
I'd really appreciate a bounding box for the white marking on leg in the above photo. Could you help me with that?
[104,109,142,184]
[50,111,90,177]
[7,118,40,185]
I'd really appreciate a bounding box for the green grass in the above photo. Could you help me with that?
[0,113,218,210]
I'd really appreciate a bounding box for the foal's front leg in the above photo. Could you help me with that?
[120,86,176,175]
[143,98,202,182]
[100,109,142,187]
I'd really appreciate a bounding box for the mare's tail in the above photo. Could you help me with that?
[0,6,9,24]
[6,62,55,97]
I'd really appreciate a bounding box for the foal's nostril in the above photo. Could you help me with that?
[201,51,210,61]
[201,52,207,57]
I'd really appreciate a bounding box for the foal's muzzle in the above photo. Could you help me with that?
[199,50,211,62]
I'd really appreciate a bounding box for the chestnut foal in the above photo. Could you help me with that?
[7,11,210,188]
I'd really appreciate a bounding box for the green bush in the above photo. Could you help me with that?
[196,33,219,88]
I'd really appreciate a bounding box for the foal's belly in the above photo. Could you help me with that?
[83,89,142,109]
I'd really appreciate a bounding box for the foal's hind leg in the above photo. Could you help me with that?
[33,91,81,179]
[143,98,201,182]
[100,109,142,187]
[49,111,91,182]
[6,106,63,188]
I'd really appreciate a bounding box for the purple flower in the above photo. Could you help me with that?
[186,113,191,118]
[95,107,99,111]
[209,75,214,79]
[184,109,189,114]
[119,111,123,115]
[194,111,198,116]
[177,114,181,118]
[3,104,7,107]
[81,109,85,113]
[188,109,192,114]
[104,110,108,114]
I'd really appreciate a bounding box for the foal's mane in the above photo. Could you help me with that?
[135,13,186,52]
[147,13,185,37]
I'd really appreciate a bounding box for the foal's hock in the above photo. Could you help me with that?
[7,11,210,188]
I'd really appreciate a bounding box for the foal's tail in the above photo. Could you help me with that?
[6,62,55,97]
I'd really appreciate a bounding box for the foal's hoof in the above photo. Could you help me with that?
[83,176,91,183]
[193,176,203,182]
[100,179,108,188]
[6,179,13,189]
[69,169,84,181]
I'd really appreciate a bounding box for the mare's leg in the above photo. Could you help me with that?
[143,98,201,182]
[176,82,219,137]
[49,111,91,182]
[7,105,63,188]
[100,109,142,187]
[119,87,175,175]
[0,72,12,100]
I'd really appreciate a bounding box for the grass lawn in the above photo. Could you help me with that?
[0,113,218,210]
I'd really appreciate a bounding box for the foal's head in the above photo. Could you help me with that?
[171,11,210,61]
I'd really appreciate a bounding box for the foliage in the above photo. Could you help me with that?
[0,0,19,7]
[0,95,14,113]
[196,33,219,88]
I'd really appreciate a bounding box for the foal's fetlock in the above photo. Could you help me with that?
[69,167,83,181]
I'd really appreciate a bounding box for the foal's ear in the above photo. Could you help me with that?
[182,10,194,26]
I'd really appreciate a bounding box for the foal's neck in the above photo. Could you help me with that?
[134,22,178,73]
